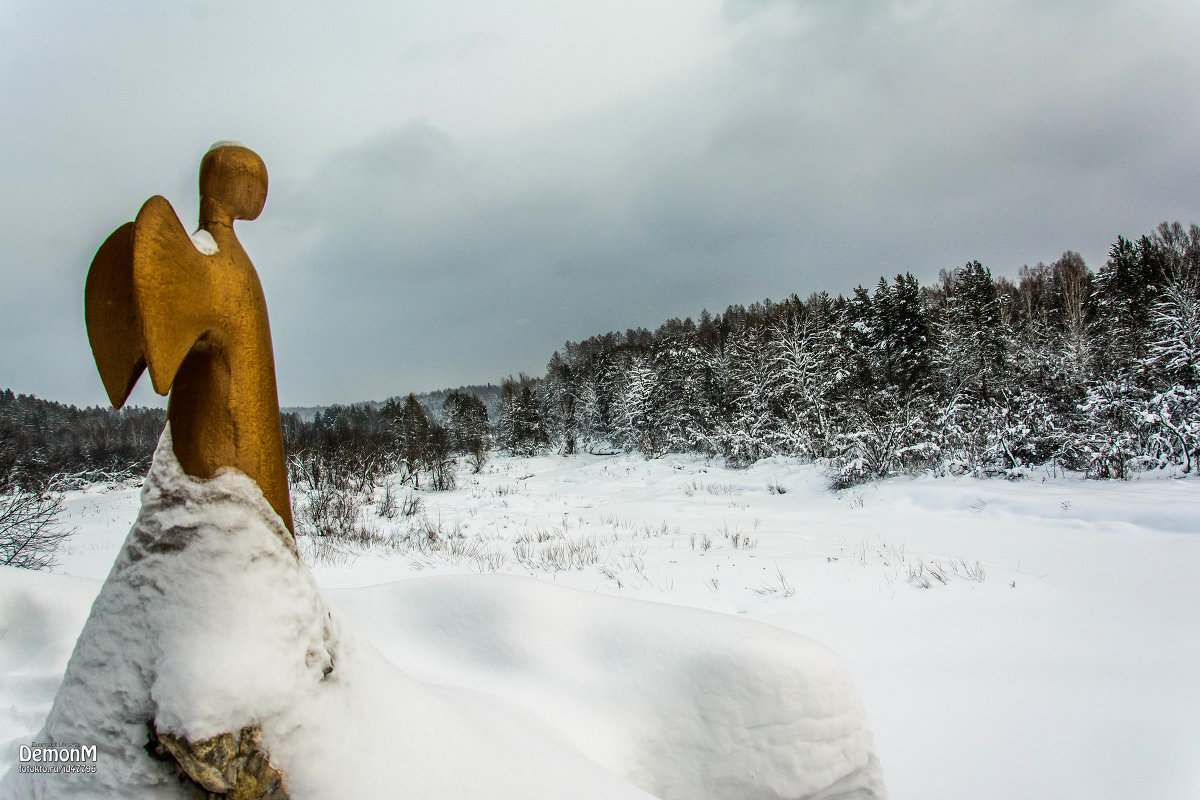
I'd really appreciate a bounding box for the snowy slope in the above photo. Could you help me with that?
[0,441,884,799]
[2,450,1198,798]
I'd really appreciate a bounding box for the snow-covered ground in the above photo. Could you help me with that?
[3,452,1199,798]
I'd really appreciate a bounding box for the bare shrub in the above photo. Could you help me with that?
[465,448,488,474]
[512,529,615,572]
[471,547,508,572]
[631,521,678,540]
[403,514,463,555]
[399,492,423,517]
[0,487,73,570]
[293,476,409,566]
[426,425,457,491]
[717,521,755,550]
[752,564,796,597]
[293,482,397,559]
[427,457,457,491]
[377,481,397,519]
[682,479,743,497]
[515,526,563,545]
[289,440,387,495]
[907,557,986,588]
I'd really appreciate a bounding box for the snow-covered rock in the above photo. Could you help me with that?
[2,434,884,798]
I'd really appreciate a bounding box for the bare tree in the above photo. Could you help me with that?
[0,487,73,570]
[425,423,457,491]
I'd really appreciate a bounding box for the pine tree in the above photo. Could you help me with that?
[610,353,664,456]
[498,375,547,456]
[388,394,430,488]
[724,325,780,463]
[841,285,877,400]
[1146,223,1200,388]
[542,352,578,454]
[767,297,836,459]
[1090,234,1162,383]
[883,273,932,398]
[938,261,1008,403]
[1142,223,1200,471]
[1083,229,1175,475]
[442,390,490,471]
[651,335,701,453]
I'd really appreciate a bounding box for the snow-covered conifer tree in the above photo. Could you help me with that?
[724,325,782,464]
[498,375,547,456]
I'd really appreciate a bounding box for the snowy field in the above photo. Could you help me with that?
[3,452,1199,798]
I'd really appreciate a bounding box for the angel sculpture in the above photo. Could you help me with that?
[85,143,294,536]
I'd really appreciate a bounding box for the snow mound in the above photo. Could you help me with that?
[0,569,99,757]
[2,432,884,799]
[333,576,886,799]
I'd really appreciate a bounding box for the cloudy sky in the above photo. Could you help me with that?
[3,1,1198,408]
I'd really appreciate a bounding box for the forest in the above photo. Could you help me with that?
[0,390,164,491]
[497,221,1199,486]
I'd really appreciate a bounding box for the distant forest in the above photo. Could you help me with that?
[496,221,1199,484]
[0,385,499,493]
[3,221,1197,491]
[0,390,164,490]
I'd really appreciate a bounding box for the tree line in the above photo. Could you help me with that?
[0,389,165,491]
[0,384,493,497]
[0,386,496,566]
[0,390,166,568]
[282,389,491,496]
[497,221,1199,484]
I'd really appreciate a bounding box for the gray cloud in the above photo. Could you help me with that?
[3,0,1199,406]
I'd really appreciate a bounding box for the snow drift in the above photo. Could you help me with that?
[2,433,884,798]
[332,575,886,799]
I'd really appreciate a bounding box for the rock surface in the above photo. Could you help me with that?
[149,725,287,800]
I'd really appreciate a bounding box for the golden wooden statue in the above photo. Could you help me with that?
[85,143,294,536]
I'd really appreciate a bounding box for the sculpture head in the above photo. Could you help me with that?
[199,143,268,226]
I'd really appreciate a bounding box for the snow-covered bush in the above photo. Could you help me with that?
[830,396,939,487]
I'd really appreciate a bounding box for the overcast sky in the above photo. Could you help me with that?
[3,0,1198,408]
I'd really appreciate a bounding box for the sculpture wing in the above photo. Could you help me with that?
[85,222,145,408]
[132,196,214,396]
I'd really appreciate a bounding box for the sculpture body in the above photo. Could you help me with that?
[85,144,293,535]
